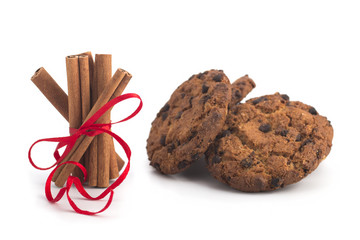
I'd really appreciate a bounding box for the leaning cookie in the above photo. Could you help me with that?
[205,93,333,192]
[230,75,256,106]
[147,70,232,174]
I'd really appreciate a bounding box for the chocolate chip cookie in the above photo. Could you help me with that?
[206,93,333,192]
[147,70,232,174]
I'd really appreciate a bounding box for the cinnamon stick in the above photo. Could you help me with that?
[72,55,91,180]
[109,74,132,173]
[54,69,131,187]
[95,54,113,187]
[66,56,84,180]
[31,68,69,121]
[66,56,82,131]
[83,51,99,186]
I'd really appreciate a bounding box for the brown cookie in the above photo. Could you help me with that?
[230,75,256,106]
[147,70,232,174]
[205,93,333,192]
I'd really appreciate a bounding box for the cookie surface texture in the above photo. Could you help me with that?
[206,93,333,192]
[147,70,231,174]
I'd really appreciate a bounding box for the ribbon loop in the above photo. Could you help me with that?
[29,93,142,215]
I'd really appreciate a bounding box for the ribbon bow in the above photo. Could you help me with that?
[28,93,142,215]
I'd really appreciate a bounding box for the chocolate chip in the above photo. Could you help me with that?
[175,111,183,120]
[252,96,268,105]
[160,103,170,112]
[280,129,288,137]
[281,94,290,101]
[259,124,271,133]
[189,96,194,107]
[303,138,313,146]
[240,151,255,168]
[160,135,166,146]
[161,112,168,121]
[295,134,302,142]
[303,168,309,175]
[178,160,190,169]
[271,178,280,187]
[212,155,222,164]
[240,158,253,168]
[226,176,232,183]
[188,130,197,141]
[300,138,313,151]
[202,84,209,93]
[167,143,175,153]
[234,90,242,99]
[200,95,211,104]
[197,72,204,79]
[309,107,318,115]
[212,74,223,82]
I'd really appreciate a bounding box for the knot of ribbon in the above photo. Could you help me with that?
[28,93,143,215]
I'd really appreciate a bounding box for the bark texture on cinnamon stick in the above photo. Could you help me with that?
[31,67,69,121]
[86,52,99,186]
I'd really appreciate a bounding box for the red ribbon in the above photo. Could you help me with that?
[28,93,142,215]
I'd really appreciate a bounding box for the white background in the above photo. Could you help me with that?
[1,1,359,239]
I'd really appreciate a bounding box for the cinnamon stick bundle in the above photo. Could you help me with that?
[30,66,126,176]
[31,52,129,188]
[54,69,131,187]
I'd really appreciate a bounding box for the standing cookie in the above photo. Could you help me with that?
[147,70,231,174]
[230,75,256,106]
[206,93,333,192]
